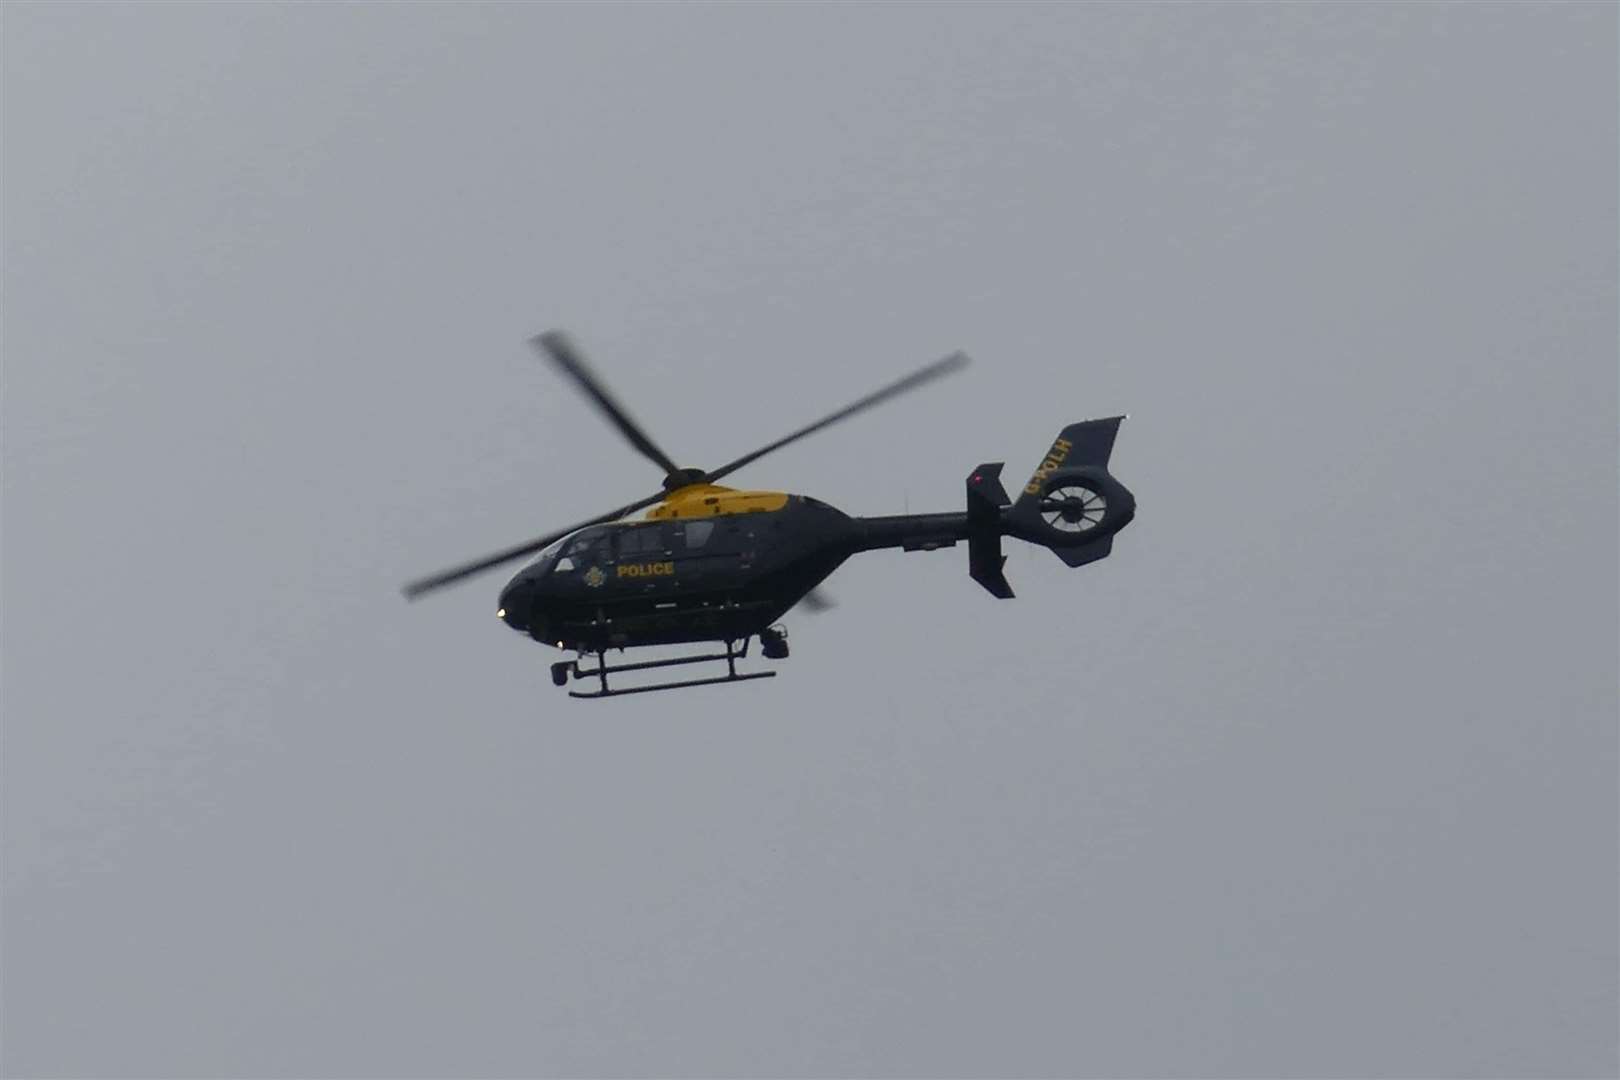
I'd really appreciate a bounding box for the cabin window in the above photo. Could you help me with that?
[683,521,715,549]
[617,525,666,556]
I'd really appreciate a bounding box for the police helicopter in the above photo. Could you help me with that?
[403,331,1136,698]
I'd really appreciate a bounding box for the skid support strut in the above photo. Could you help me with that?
[560,637,777,699]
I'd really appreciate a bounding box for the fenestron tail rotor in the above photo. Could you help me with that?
[401,332,969,600]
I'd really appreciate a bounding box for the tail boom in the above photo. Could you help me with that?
[847,416,1134,598]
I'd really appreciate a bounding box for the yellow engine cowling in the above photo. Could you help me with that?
[644,483,789,520]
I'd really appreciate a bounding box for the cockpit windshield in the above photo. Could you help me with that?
[530,528,607,575]
[525,537,567,572]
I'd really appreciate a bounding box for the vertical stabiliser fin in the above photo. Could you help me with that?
[1011,415,1125,515]
[967,463,1014,598]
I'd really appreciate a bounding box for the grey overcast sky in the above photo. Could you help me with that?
[3,3,1615,1077]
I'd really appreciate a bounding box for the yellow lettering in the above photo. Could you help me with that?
[616,562,675,578]
[1023,438,1074,496]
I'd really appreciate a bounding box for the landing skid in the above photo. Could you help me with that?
[558,636,778,699]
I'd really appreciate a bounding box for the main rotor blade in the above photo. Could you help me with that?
[798,587,836,614]
[533,331,682,478]
[704,350,969,485]
[401,489,666,600]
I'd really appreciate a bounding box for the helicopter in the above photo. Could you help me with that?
[403,331,1136,698]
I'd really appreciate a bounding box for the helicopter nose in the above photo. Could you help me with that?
[497,578,534,628]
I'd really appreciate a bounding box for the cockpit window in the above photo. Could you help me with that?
[525,537,566,571]
[548,530,605,573]
[565,532,603,558]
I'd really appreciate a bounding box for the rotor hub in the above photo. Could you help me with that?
[662,467,711,491]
